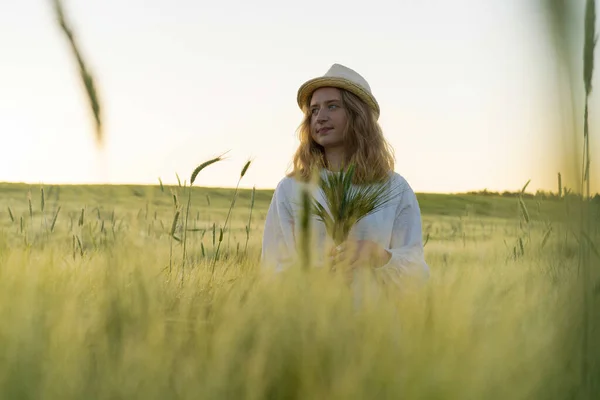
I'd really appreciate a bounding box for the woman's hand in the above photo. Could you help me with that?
[329,240,391,282]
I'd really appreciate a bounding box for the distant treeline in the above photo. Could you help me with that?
[464,188,600,203]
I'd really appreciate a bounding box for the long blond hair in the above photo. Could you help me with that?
[287,88,395,184]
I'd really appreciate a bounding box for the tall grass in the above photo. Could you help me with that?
[0,188,596,398]
[545,0,598,396]
[4,1,593,398]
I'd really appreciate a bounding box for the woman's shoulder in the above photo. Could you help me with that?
[386,170,411,188]
[272,175,302,198]
[385,171,420,203]
[275,175,298,188]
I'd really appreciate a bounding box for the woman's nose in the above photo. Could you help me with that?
[316,108,329,122]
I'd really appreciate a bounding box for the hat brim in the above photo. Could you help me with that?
[297,77,380,118]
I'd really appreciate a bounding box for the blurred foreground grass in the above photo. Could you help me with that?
[0,183,598,399]
[3,0,592,397]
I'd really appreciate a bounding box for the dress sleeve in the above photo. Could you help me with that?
[374,178,430,287]
[260,179,298,272]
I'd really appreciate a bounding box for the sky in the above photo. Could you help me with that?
[0,0,598,194]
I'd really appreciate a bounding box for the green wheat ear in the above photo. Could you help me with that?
[310,164,403,245]
[52,0,103,146]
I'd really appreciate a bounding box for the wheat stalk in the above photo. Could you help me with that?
[169,210,180,274]
[27,191,33,220]
[181,153,226,285]
[226,160,252,254]
[51,0,103,146]
[580,0,597,393]
[550,0,600,393]
[310,164,403,246]
[40,188,45,212]
[243,186,256,256]
[213,159,252,275]
[558,172,563,198]
[299,180,314,270]
[50,206,61,233]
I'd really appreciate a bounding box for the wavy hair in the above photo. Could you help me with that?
[287,88,395,184]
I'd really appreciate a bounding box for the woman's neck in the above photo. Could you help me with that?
[324,147,345,172]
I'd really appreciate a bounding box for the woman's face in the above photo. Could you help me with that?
[309,87,348,150]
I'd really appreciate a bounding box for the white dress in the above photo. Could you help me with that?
[260,169,430,289]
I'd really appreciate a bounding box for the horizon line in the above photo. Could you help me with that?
[1,180,589,197]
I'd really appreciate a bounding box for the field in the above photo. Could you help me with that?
[0,180,598,399]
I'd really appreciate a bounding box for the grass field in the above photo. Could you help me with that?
[0,180,598,399]
[13,0,594,397]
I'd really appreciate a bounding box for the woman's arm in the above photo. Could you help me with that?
[374,179,430,287]
[260,179,298,272]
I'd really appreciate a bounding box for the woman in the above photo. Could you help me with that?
[261,63,429,288]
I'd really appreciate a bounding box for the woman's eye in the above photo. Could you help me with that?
[310,104,337,115]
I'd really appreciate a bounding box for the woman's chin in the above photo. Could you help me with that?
[316,139,341,149]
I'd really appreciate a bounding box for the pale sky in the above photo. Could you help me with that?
[1,0,598,193]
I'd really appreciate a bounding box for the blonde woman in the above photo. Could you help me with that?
[261,64,429,288]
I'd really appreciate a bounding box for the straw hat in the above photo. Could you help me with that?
[297,63,380,119]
